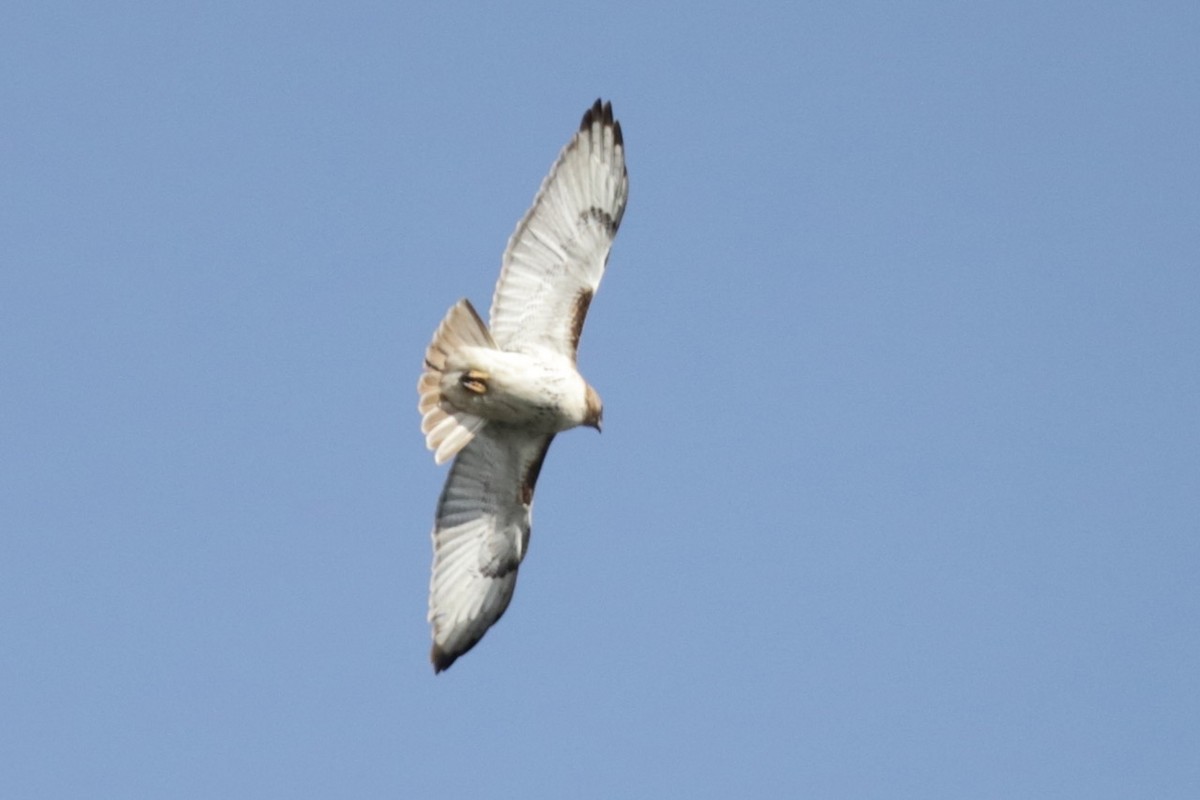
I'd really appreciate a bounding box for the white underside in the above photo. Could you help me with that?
[443,346,590,434]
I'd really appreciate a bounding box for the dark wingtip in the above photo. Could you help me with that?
[580,98,604,130]
[431,643,457,674]
[580,99,621,147]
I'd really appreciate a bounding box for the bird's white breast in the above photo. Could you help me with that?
[448,346,589,433]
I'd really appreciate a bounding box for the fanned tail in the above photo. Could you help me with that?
[419,299,495,464]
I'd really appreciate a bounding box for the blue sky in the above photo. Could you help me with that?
[3,2,1198,797]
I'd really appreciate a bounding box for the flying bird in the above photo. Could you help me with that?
[418,99,629,672]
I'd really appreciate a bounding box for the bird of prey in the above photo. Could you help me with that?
[417,100,628,672]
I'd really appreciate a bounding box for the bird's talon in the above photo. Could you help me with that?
[460,370,489,395]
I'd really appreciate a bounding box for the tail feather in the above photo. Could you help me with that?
[419,299,494,464]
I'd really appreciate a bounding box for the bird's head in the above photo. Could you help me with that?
[584,384,603,433]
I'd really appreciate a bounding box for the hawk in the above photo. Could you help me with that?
[417,100,628,672]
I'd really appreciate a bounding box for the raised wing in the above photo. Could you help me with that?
[488,99,629,359]
[427,426,553,672]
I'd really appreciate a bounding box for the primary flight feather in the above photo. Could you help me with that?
[418,99,628,672]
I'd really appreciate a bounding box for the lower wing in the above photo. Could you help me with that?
[427,426,554,672]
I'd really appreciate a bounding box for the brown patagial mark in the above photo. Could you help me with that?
[518,440,552,507]
[568,289,593,357]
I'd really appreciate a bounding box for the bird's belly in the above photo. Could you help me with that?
[444,348,586,432]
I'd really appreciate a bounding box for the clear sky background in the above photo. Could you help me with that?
[3,2,1198,797]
